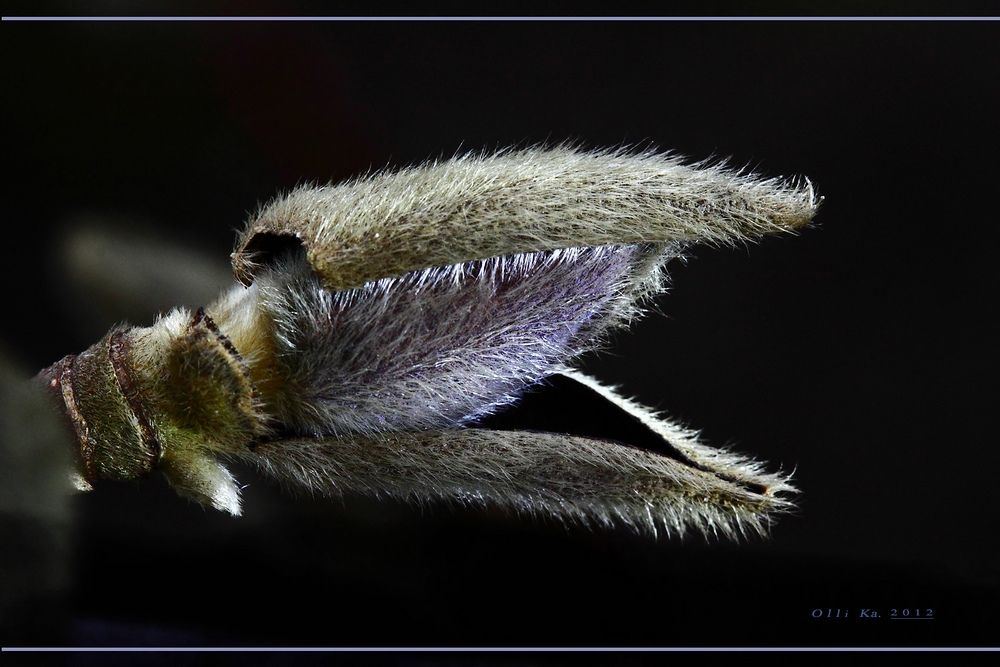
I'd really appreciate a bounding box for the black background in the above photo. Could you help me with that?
[3,2,998,657]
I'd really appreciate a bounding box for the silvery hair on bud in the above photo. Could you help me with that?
[200,146,820,536]
[232,145,818,291]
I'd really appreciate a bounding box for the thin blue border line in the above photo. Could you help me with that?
[2,7,995,657]
[3,646,998,652]
[2,16,999,21]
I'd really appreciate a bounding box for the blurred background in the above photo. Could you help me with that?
[3,3,998,654]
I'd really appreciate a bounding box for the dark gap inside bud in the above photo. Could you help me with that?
[233,233,306,286]
[475,374,768,495]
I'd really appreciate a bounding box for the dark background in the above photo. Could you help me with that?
[3,3,998,656]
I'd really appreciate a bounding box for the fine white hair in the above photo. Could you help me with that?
[42,146,819,536]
